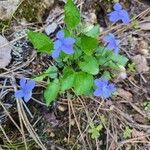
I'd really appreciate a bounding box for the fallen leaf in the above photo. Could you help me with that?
[139,22,150,31]
[117,88,133,101]
[0,35,12,68]
[133,114,146,124]
[132,129,146,140]
[134,39,149,56]
[132,55,149,73]
[114,66,127,82]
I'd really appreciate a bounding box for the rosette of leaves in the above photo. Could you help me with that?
[27,0,128,106]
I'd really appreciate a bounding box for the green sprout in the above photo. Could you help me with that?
[88,123,103,139]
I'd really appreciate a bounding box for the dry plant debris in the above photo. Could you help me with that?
[0,0,150,150]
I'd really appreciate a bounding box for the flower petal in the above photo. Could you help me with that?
[19,78,26,88]
[93,88,103,97]
[94,79,108,87]
[108,84,116,92]
[63,37,75,45]
[15,90,24,98]
[103,33,115,43]
[24,92,32,102]
[113,3,122,11]
[114,46,119,54]
[25,80,36,91]
[54,40,62,50]
[101,88,112,98]
[52,49,61,59]
[56,31,64,39]
[62,45,74,54]
[107,42,116,50]
[119,10,130,24]
[108,11,120,23]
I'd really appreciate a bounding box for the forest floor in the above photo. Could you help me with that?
[0,0,150,150]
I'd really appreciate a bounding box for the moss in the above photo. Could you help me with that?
[14,0,46,22]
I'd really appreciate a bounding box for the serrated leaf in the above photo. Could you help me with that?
[60,67,75,92]
[111,54,128,66]
[73,72,94,95]
[44,79,60,106]
[27,30,53,54]
[80,34,98,55]
[79,56,99,75]
[64,0,80,29]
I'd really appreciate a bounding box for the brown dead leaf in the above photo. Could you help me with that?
[139,16,150,31]
[114,66,127,82]
[136,39,149,56]
[132,55,149,73]
[139,22,150,31]
[117,88,133,101]
[134,114,146,124]
[0,35,12,68]
[132,129,146,140]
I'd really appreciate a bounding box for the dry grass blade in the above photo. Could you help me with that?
[11,77,47,150]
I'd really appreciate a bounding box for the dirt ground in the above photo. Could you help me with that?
[0,0,150,149]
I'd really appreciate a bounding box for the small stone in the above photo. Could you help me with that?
[58,105,67,112]
[132,55,149,73]
[50,132,55,137]
[0,35,12,68]
[0,0,20,20]
[45,22,57,35]
[70,119,75,126]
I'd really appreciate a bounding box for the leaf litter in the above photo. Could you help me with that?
[0,0,150,149]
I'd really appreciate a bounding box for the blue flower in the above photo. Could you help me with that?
[15,78,36,102]
[52,31,75,59]
[103,33,120,54]
[94,78,116,98]
[108,3,130,24]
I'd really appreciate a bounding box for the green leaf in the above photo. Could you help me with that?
[64,0,80,29]
[95,46,110,56]
[33,74,47,82]
[80,34,98,55]
[33,66,58,81]
[88,123,103,139]
[73,72,94,95]
[123,126,132,139]
[102,71,111,80]
[84,25,100,38]
[111,54,128,66]
[27,30,53,54]
[79,56,99,75]
[104,61,120,70]
[60,67,75,92]
[44,79,60,106]
[45,66,58,79]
